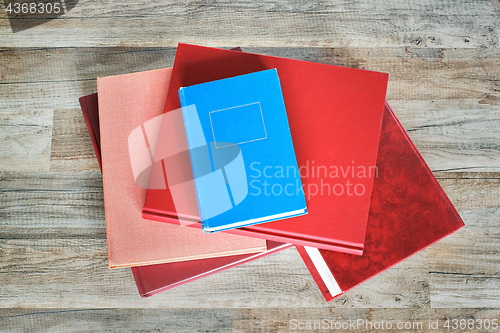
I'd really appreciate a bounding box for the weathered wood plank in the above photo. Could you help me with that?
[1,47,498,101]
[0,171,105,239]
[0,239,429,309]
[233,308,500,332]
[0,108,53,172]
[0,0,499,48]
[425,174,500,307]
[1,172,498,308]
[428,231,500,308]
[427,210,499,276]
[429,274,500,308]
[391,100,500,173]
[49,100,500,173]
[2,307,500,333]
[426,208,500,307]
[0,308,237,333]
[50,108,100,172]
[1,172,497,237]
[0,80,93,112]
[1,47,498,171]
[49,99,500,173]
[433,174,500,211]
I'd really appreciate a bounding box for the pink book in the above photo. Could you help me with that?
[95,67,266,268]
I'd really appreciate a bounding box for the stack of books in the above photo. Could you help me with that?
[79,44,464,299]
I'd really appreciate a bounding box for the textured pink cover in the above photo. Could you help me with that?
[296,102,465,301]
[96,68,266,268]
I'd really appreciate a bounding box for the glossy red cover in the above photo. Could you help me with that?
[296,102,465,301]
[79,92,290,297]
[143,44,389,255]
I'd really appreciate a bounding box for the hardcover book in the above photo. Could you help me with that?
[143,44,389,254]
[79,93,102,170]
[296,102,465,301]
[133,240,290,297]
[178,69,307,232]
[95,67,266,268]
[79,92,291,297]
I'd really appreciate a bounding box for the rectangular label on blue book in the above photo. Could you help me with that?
[210,102,267,148]
[179,68,307,232]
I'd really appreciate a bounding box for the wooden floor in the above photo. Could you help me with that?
[1,1,499,332]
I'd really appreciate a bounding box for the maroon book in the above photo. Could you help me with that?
[79,93,102,170]
[133,240,288,297]
[79,92,290,297]
[296,102,465,301]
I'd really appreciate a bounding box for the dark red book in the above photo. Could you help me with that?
[79,93,102,171]
[133,240,289,297]
[79,92,291,297]
[143,44,389,255]
[296,102,465,301]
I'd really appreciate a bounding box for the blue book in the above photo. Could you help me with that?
[179,69,307,232]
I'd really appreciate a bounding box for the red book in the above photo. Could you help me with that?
[296,102,465,301]
[79,92,291,297]
[143,44,389,255]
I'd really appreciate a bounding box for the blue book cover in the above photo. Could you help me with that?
[179,68,307,232]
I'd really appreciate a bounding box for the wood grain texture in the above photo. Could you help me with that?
[0,171,105,239]
[0,108,53,172]
[2,308,500,332]
[1,47,499,101]
[1,172,497,309]
[0,238,430,309]
[1,0,499,330]
[2,47,498,172]
[47,97,500,172]
[0,0,499,48]
[50,108,100,172]
[1,172,496,236]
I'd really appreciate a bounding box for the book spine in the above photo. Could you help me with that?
[79,94,103,171]
[131,266,149,298]
[178,89,208,230]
